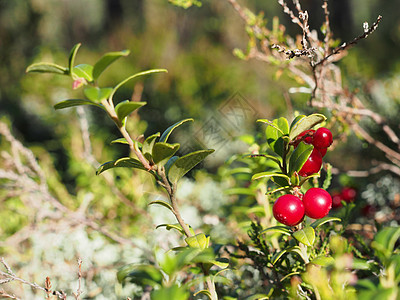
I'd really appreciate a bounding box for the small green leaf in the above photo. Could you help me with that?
[311,255,335,266]
[247,153,282,165]
[272,246,303,265]
[151,285,189,300]
[310,217,341,229]
[72,64,93,81]
[185,233,209,250]
[115,100,146,122]
[110,138,129,145]
[263,118,289,156]
[194,290,212,299]
[288,143,313,175]
[156,223,185,234]
[259,226,292,236]
[83,87,113,102]
[96,157,146,175]
[68,43,81,74]
[224,188,256,196]
[54,99,104,110]
[372,227,400,262]
[117,264,163,286]
[93,49,130,80]
[110,69,167,101]
[26,62,68,75]
[272,176,291,187]
[142,132,160,161]
[149,200,173,211]
[165,156,179,175]
[289,113,326,140]
[289,115,306,131]
[160,118,194,143]
[210,258,229,269]
[168,149,214,183]
[152,142,180,165]
[293,226,315,246]
[252,171,290,181]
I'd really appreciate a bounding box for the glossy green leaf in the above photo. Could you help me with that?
[96,157,146,175]
[68,43,81,74]
[289,114,306,131]
[110,68,168,101]
[93,49,130,80]
[142,132,160,161]
[165,156,179,175]
[83,87,113,102]
[72,64,93,81]
[160,118,194,143]
[115,100,146,122]
[168,149,214,183]
[210,258,229,269]
[310,216,341,229]
[247,153,281,165]
[252,171,290,181]
[110,138,129,145]
[151,285,189,300]
[26,62,68,75]
[272,246,303,265]
[293,226,315,246]
[185,233,210,250]
[152,142,180,165]
[54,99,104,110]
[260,226,292,236]
[117,264,163,286]
[262,118,289,156]
[289,113,326,140]
[372,227,400,262]
[311,255,335,266]
[149,200,173,211]
[156,223,185,235]
[272,176,291,187]
[288,142,313,175]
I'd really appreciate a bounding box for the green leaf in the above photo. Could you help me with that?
[93,49,130,80]
[193,290,212,299]
[83,87,113,102]
[210,258,229,269]
[293,226,315,246]
[151,285,189,300]
[160,118,194,143]
[260,226,292,236]
[185,233,210,250]
[310,217,341,229]
[72,64,93,81]
[252,171,290,182]
[288,143,313,175]
[26,62,68,75]
[142,132,160,161]
[272,246,303,265]
[96,157,146,175]
[152,142,180,165]
[262,118,289,156]
[117,264,163,286]
[289,113,326,140]
[168,149,214,183]
[165,156,179,175]
[311,255,335,266]
[114,100,146,122]
[224,188,256,196]
[68,43,81,74]
[149,200,173,211]
[110,68,168,101]
[54,99,104,110]
[156,223,185,235]
[372,227,400,262]
[289,115,306,131]
[110,138,129,145]
[272,176,291,187]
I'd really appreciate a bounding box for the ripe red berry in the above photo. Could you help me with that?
[298,148,322,177]
[331,192,343,208]
[313,128,333,149]
[273,194,305,226]
[303,188,332,219]
[317,147,327,157]
[341,187,357,202]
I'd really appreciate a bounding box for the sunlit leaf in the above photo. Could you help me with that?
[160,118,194,143]
[142,132,160,161]
[289,113,326,140]
[115,100,146,122]
[185,233,209,250]
[68,43,81,74]
[252,171,290,181]
[310,216,341,229]
[72,63,93,81]
[96,157,146,175]
[93,49,130,80]
[26,62,68,75]
[293,226,315,246]
[110,138,129,145]
[259,226,292,236]
[149,200,173,211]
[311,255,335,266]
[83,87,113,102]
[54,99,104,110]
[152,142,180,165]
[117,264,163,287]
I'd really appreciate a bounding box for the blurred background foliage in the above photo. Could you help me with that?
[1,0,400,298]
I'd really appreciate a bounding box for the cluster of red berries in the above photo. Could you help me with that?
[273,188,332,226]
[332,187,357,208]
[294,128,333,177]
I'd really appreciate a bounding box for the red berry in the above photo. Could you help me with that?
[303,188,332,219]
[273,195,305,226]
[341,187,356,202]
[317,147,327,157]
[332,192,343,208]
[298,148,322,177]
[313,128,333,148]
[293,130,315,148]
